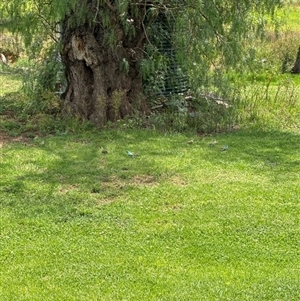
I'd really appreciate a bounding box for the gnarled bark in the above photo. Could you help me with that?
[61,3,148,126]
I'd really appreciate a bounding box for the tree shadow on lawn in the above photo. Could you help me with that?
[208,129,300,177]
[1,129,299,218]
[1,130,185,218]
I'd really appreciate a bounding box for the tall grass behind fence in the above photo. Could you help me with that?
[235,75,300,130]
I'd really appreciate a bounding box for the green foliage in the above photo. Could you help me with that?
[0,70,94,136]
[139,45,169,97]
[1,0,296,133]
[1,0,282,74]
[24,51,65,95]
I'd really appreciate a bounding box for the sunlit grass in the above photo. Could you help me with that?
[1,128,299,300]
[279,2,300,32]
[0,71,23,96]
[234,75,300,131]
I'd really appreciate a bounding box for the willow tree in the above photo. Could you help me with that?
[1,0,281,126]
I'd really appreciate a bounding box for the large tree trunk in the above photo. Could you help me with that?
[291,46,300,74]
[60,3,148,126]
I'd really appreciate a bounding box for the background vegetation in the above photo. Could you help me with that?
[1,2,300,134]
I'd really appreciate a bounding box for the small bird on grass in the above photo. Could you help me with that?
[187,139,194,144]
[126,150,133,157]
[126,150,140,157]
[221,145,228,151]
[209,139,217,147]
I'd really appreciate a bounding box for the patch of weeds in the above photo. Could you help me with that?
[91,185,101,194]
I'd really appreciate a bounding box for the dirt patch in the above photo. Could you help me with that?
[0,132,30,147]
[58,184,79,194]
[169,175,187,187]
[133,175,157,187]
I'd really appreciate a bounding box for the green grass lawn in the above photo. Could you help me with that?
[1,128,299,300]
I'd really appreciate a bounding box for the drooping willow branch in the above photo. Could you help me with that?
[106,0,117,12]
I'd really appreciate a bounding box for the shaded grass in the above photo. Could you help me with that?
[0,77,89,137]
[1,128,299,300]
